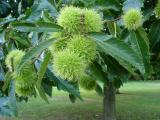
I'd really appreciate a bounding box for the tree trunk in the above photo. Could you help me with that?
[103,82,116,120]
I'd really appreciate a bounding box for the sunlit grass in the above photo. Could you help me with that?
[5,81,160,120]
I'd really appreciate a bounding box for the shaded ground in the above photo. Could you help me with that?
[4,81,160,120]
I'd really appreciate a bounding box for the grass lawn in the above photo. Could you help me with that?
[4,81,160,120]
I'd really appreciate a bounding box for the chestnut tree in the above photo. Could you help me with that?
[0,0,160,120]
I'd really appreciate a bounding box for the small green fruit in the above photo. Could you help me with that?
[79,75,96,90]
[50,32,62,39]
[5,50,37,97]
[15,83,35,96]
[13,63,37,96]
[155,0,160,18]
[83,9,103,33]
[57,6,82,33]
[13,64,37,86]
[5,50,25,71]
[57,6,103,34]
[49,38,69,54]
[53,50,86,81]
[123,9,142,30]
[68,35,97,63]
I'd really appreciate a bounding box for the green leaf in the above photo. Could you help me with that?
[143,8,153,22]
[89,33,145,75]
[89,32,112,42]
[27,0,58,21]
[0,18,16,26]
[128,28,150,76]
[0,1,11,18]
[0,97,14,116]
[113,78,123,89]
[36,86,49,103]
[17,37,60,72]
[1,80,18,117]
[96,53,108,74]
[118,59,136,75]
[46,66,82,100]
[95,85,103,96]
[123,0,144,12]
[149,20,160,49]
[35,60,53,97]
[88,62,107,83]
[0,64,5,81]
[95,0,121,11]
[69,94,76,103]
[79,0,96,7]
[2,72,12,92]
[36,51,51,103]
[9,35,30,47]
[37,51,51,87]
[42,11,54,23]
[100,54,131,80]
[56,79,83,100]
[31,32,39,46]
[12,22,62,32]
[107,21,116,36]
[41,80,53,97]
[8,80,18,116]
[106,21,121,37]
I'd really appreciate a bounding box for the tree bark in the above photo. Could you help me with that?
[103,82,116,120]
